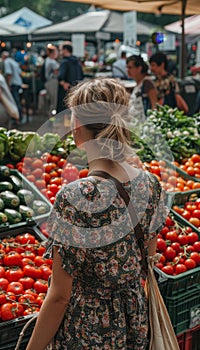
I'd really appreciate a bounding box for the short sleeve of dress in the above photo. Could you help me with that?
[43,183,86,278]
[147,173,169,240]
[143,78,156,93]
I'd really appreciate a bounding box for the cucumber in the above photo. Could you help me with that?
[9,175,23,192]
[0,198,4,210]
[0,166,10,179]
[33,200,49,214]
[0,212,7,224]
[0,191,20,208]
[19,205,34,219]
[0,181,13,192]
[17,189,34,206]
[4,208,22,224]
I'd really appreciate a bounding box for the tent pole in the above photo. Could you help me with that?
[181,0,187,79]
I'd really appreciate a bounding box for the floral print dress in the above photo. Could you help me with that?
[44,170,168,350]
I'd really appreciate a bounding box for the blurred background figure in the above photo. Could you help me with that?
[57,43,84,113]
[0,72,19,128]
[149,52,188,114]
[127,55,157,123]
[44,44,59,116]
[2,50,23,122]
[112,51,128,79]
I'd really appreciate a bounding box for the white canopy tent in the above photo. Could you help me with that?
[32,10,161,41]
[0,7,52,35]
[165,15,200,35]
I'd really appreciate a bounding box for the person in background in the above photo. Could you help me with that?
[112,51,128,79]
[44,44,60,115]
[0,72,19,128]
[26,77,167,350]
[57,43,84,113]
[2,51,23,122]
[127,55,157,123]
[149,52,188,114]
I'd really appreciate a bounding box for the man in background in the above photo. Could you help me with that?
[57,43,84,113]
[112,51,128,79]
[2,51,23,122]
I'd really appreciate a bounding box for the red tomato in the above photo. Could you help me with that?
[6,163,15,169]
[18,293,36,305]
[24,289,38,299]
[156,238,166,252]
[190,252,200,265]
[34,280,48,293]
[189,218,200,227]
[57,158,67,168]
[193,241,200,252]
[46,190,54,199]
[159,226,169,238]
[3,251,22,267]
[174,264,187,275]
[0,266,5,278]
[57,168,63,177]
[186,245,195,253]
[49,177,62,186]
[21,233,36,245]
[192,210,200,219]
[32,168,43,178]
[165,230,178,242]
[187,232,199,244]
[21,258,35,267]
[49,183,58,195]
[22,157,33,166]
[21,251,36,261]
[44,163,57,173]
[177,234,188,246]
[6,292,17,302]
[26,174,36,183]
[1,303,21,321]
[182,210,191,221]
[0,291,6,305]
[34,256,46,266]
[36,293,46,307]
[40,266,52,281]
[7,281,24,295]
[185,204,197,212]
[185,258,196,270]
[51,155,60,163]
[79,168,89,178]
[0,278,9,291]
[161,265,174,275]
[31,159,43,169]
[23,265,42,279]
[19,277,35,290]
[49,197,56,204]
[171,242,181,253]
[165,216,175,227]
[63,164,79,182]
[23,307,40,315]
[5,267,24,282]
[164,247,176,260]
[37,246,46,256]
[35,179,46,189]
[42,173,51,184]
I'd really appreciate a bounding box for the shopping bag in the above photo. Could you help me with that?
[145,255,180,350]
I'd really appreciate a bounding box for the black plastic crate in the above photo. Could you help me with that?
[0,225,46,350]
[0,169,52,231]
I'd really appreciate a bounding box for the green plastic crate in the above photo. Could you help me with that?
[175,165,200,184]
[164,288,200,335]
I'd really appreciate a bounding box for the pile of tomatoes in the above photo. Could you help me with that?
[156,215,200,275]
[173,199,200,229]
[175,154,200,179]
[143,159,200,192]
[7,153,89,205]
[0,232,52,321]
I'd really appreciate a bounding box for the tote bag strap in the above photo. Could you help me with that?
[89,170,148,273]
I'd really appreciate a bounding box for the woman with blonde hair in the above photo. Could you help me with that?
[26,78,167,350]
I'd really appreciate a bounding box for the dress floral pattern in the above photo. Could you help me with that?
[44,170,168,350]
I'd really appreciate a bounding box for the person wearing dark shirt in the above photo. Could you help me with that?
[57,44,84,113]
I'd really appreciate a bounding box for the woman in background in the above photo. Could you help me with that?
[127,55,157,123]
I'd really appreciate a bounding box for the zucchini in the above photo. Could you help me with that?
[4,208,22,224]
[9,175,23,192]
[0,198,4,210]
[17,189,34,206]
[33,200,49,214]
[0,191,20,208]
[0,166,10,179]
[0,181,13,192]
[0,212,7,224]
[19,205,34,219]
